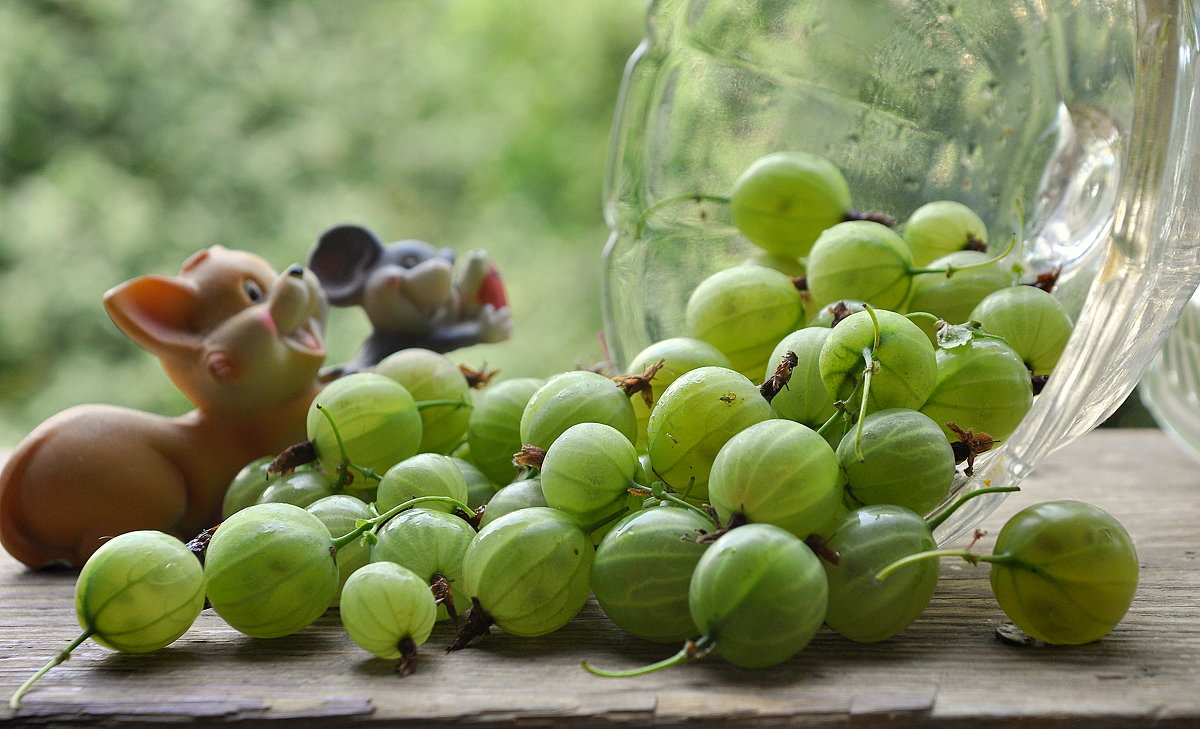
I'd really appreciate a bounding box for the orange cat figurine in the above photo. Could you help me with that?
[0,246,328,569]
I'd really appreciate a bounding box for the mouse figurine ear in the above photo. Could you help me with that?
[308,224,384,305]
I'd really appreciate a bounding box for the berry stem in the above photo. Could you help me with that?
[905,311,941,327]
[926,485,1020,532]
[331,495,472,549]
[636,481,720,527]
[415,398,468,412]
[815,408,847,438]
[10,628,95,709]
[874,548,1019,582]
[907,234,1017,277]
[582,634,716,677]
[855,347,876,463]
[874,548,978,582]
[580,505,632,536]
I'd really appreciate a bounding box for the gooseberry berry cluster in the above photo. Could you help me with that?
[10,152,1137,706]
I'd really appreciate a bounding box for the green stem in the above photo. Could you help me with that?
[582,634,716,678]
[10,628,95,709]
[855,347,876,462]
[634,194,730,238]
[907,234,1017,277]
[853,303,883,461]
[905,311,941,327]
[925,486,1020,532]
[640,481,719,527]
[331,495,471,549]
[864,303,882,352]
[815,408,847,439]
[580,505,631,536]
[874,548,1017,582]
[415,398,468,412]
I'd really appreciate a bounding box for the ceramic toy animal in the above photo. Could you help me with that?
[0,246,328,569]
[308,224,512,369]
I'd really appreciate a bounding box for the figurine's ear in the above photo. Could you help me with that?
[308,225,384,305]
[103,274,203,356]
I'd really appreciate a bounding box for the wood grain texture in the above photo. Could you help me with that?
[0,429,1197,728]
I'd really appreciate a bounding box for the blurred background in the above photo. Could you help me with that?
[0,0,1152,445]
[0,0,647,443]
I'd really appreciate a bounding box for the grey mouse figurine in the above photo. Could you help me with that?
[308,224,512,369]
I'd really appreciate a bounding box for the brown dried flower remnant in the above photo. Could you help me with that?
[512,444,547,471]
[1027,266,1062,293]
[760,351,798,403]
[613,359,665,408]
[460,363,499,389]
[947,423,995,477]
[964,233,988,253]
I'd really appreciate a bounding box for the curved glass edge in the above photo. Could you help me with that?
[948,0,1200,543]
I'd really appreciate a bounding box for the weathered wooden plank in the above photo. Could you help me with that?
[0,429,1197,728]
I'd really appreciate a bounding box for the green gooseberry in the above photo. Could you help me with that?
[340,561,437,675]
[838,408,956,515]
[970,285,1073,375]
[645,366,775,501]
[765,328,836,428]
[685,264,806,379]
[729,150,853,259]
[807,299,867,328]
[306,372,422,478]
[540,422,639,522]
[306,494,374,606]
[466,377,545,486]
[452,456,496,510]
[709,419,841,539]
[987,500,1138,644]
[222,456,279,518]
[878,500,1138,645]
[819,308,937,416]
[77,531,205,653]
[624,337,732,451]
[374,507,476,622]
[745,249,807,278]
[690,523,828,667]
[820,505,938,642]
[920,328,1033,442]
[907,250,1013,325]
[204,503,339,639]
[586,523,828,675]
[256,469,336,509]
[902,200,988,266]
[591,506,713,643]
[375,348,473,455]
[520,370,637,451]
[806,221,914,310]
[823,486,1017,644]
[376,453,470,514]
[459,507,594,640]
[477,477,547,528]
[9,530,206,708]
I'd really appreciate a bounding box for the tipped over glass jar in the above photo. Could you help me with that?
[601,0,1200,543]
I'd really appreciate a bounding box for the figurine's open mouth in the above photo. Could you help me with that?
[284,316,326,358]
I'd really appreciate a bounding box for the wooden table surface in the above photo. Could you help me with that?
[0,428,1197,728]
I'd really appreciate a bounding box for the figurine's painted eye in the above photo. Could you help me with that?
[399,254,422,268]
[244,279,265,303]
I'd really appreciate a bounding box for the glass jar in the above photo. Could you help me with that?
[601,0,1200,543]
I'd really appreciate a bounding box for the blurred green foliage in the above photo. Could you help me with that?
[0,0,646,442]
